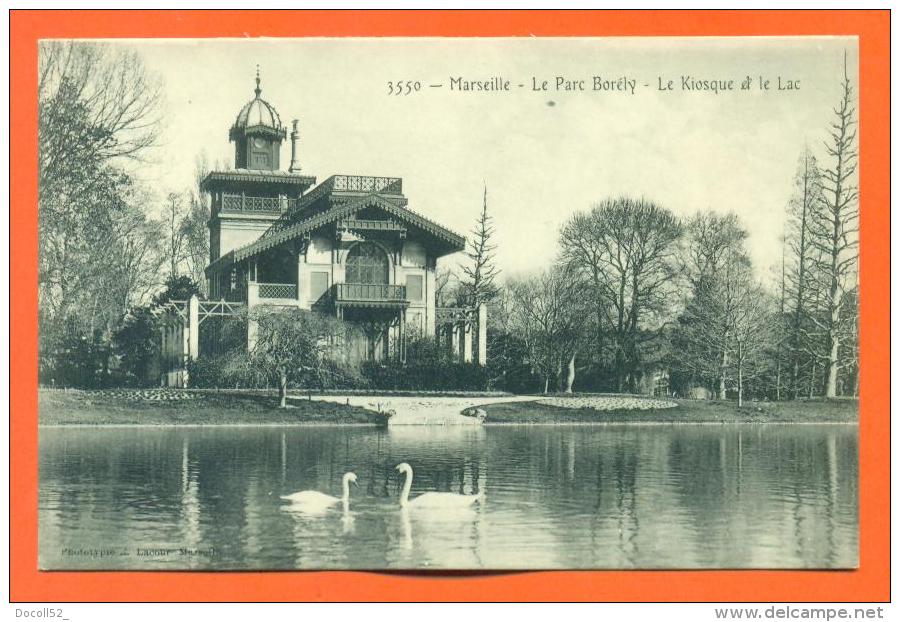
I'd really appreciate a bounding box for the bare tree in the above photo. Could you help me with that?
[680,212,747,293]
[435,266,462,307]
[808,53,859,398]
[179,154,213,294]
[165,192,189,281]
[507,267,585,394]
[92,183,166,327]
[675,229,772,406]
[676,211,752,397]
[560,197,682,392]
[38,41,163,359]
[38,41,162,205]
[730,280,775,407]
[676,244,750,399]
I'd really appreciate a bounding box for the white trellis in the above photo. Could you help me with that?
[154,296,245,386]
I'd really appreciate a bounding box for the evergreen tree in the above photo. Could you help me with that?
[784,148,826,397]
[461,185,501,307]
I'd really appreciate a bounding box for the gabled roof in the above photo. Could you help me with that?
[259,174,405,237]
[206,192,465,276]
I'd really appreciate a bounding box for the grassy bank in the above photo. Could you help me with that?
[39,389,380,426]
[481,395,858,424]
[39,389,859,426]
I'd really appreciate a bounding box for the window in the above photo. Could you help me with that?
[346,243,389,284]
[406,274,423,302]
[309,271,329,303]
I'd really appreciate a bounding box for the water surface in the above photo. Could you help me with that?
[39,423,858,569]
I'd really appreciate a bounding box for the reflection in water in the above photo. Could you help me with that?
[39,424,858,570]
[341,510,355,535]
[399,508,412,550]
[180,438,201,563]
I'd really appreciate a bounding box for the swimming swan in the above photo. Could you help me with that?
[281,472,358,512]
[395,462,484,509]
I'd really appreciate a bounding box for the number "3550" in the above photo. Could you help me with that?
[387,81,421,95]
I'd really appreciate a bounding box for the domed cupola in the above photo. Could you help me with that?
[228,68,287,171]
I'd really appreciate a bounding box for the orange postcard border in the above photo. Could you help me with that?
[9,9,890,603]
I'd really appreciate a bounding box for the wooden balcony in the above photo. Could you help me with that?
[331,283,408,307]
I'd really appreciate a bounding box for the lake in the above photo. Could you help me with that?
[39,423,858,570]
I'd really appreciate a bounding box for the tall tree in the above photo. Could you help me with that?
[730,279,775,407]
[182,154,212,294]
[435,266,462,307]
[461,185,500,307]
[507,267,586,394]
[674,212,748,397]
[674,222,773,406]
[165,192,188,281]
[38,42,162,207]
[809,53,859,398]
[38,41,163,365]
[784,148,825,398]
[560,197,682,391]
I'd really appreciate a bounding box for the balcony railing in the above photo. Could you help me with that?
[258,283,298,299]
[332,283,407,303]
[221,194,298,214]
[330,175,403,195]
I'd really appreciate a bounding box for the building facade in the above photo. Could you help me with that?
[157,74,485,385]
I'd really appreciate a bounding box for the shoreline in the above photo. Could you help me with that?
[38,389,858,427]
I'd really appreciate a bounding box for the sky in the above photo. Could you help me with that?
[106,37,857,282]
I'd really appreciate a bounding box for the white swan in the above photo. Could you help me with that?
[281,472,358,513]
[395,462,484,509]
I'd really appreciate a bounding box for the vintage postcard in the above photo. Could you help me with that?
[35,35,860,572]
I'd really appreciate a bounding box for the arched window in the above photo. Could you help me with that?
[345,243,389,284]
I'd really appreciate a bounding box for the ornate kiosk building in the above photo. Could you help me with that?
[157,75,486,385]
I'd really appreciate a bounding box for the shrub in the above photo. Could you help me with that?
[40,330,114,389]
[360,360,490,392]
[113,307,159,385]
[186,351,267,389]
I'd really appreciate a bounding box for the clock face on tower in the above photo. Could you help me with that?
[252,137,267,149]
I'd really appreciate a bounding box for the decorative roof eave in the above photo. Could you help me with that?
[201,170,317,190]
[377,199,465,250]
[206,193,465,271]
[229,123,286,141]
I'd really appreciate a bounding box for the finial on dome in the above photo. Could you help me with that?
[255,65,261,97]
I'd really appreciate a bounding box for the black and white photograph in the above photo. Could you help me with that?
[38,36,859,571]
